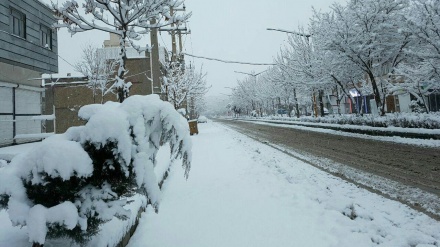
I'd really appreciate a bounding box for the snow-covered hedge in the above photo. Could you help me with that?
[267,112,440,129]
[0,95,191,246]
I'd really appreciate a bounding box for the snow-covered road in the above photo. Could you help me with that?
[127,122,440,247]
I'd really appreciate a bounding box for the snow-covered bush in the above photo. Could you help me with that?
[0,95,191,246]
[266,112,440,129]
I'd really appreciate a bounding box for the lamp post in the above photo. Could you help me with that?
[234,70,266,89]
[266,28,311,41]
[233,70,266,78]
[234,70,268,117]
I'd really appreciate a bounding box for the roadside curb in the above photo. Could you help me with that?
[236,118,440,140]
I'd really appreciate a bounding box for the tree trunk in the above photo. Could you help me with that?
[330,75,354,114]
[335,86,341,115]
[367,71,383,115]
[117,32,128,103]
[319,90,325,117]
[359,94,365,116]
[313,90,318,117]
[417,81,429,113]
[294,88,300,118]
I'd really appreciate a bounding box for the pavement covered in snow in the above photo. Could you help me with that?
[127,122,440,247]
[1,122,439,247]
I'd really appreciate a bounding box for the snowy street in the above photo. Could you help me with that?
[2,0,440,246]
[127,122,440,247]
[1,121,440,246]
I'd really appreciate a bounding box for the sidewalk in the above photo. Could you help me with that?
[1,122,439,246]
[127,122,440,247]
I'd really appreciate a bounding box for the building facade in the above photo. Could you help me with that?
[0,0,58,146]
[43,33,168,133]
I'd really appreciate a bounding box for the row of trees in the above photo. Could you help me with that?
[230,0,440,117]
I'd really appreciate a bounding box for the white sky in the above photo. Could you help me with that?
[43,0,340,97]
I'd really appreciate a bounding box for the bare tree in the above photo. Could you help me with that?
[74,43,116,103]
[163,63,209,113]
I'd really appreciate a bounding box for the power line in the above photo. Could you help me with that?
[58,53,76,70]
[183,53,275,66]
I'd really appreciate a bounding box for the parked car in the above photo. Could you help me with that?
[197,116,208,123]
[277,109,287,115]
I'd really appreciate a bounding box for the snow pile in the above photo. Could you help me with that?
[267,112,440,129]
[0,159,7,168]
[0,94,191,246]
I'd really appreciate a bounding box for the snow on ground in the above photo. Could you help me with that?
[1,122,439,247]
[0,142,41,161]
[127,122,440,247]
[222,119,440,215]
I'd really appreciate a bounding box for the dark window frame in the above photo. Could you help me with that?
[40,24,52,49]
[10,7,26,39]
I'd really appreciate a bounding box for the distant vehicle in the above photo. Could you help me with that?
[197,116,208,123]
[277,109,287,114]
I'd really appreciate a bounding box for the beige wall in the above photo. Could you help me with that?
[44,56,154,134]
[45,81,152,134]
[0,61,41,87]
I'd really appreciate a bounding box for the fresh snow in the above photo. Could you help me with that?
[258,118,440,135]
[0,142,40,161]
[127,122,440,247]
[1,121,439,246]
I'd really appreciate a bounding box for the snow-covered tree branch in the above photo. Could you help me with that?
[52,0,191,102]
[163,63,209,116]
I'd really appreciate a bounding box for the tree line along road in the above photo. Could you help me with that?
[215,119,440,200]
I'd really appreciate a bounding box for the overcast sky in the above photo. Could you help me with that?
[44,0,341,97]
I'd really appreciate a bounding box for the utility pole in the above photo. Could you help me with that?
[171,5,190,63]
[149,6,187,100]
[170,7,177,63]
[149,18,161,96]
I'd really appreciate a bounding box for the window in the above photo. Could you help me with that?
[40,25,52,49]
[10,8,26,38]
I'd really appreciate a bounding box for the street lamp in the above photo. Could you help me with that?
[234,70,267,87]
[266,28,311,40]
[233,70,266,77]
